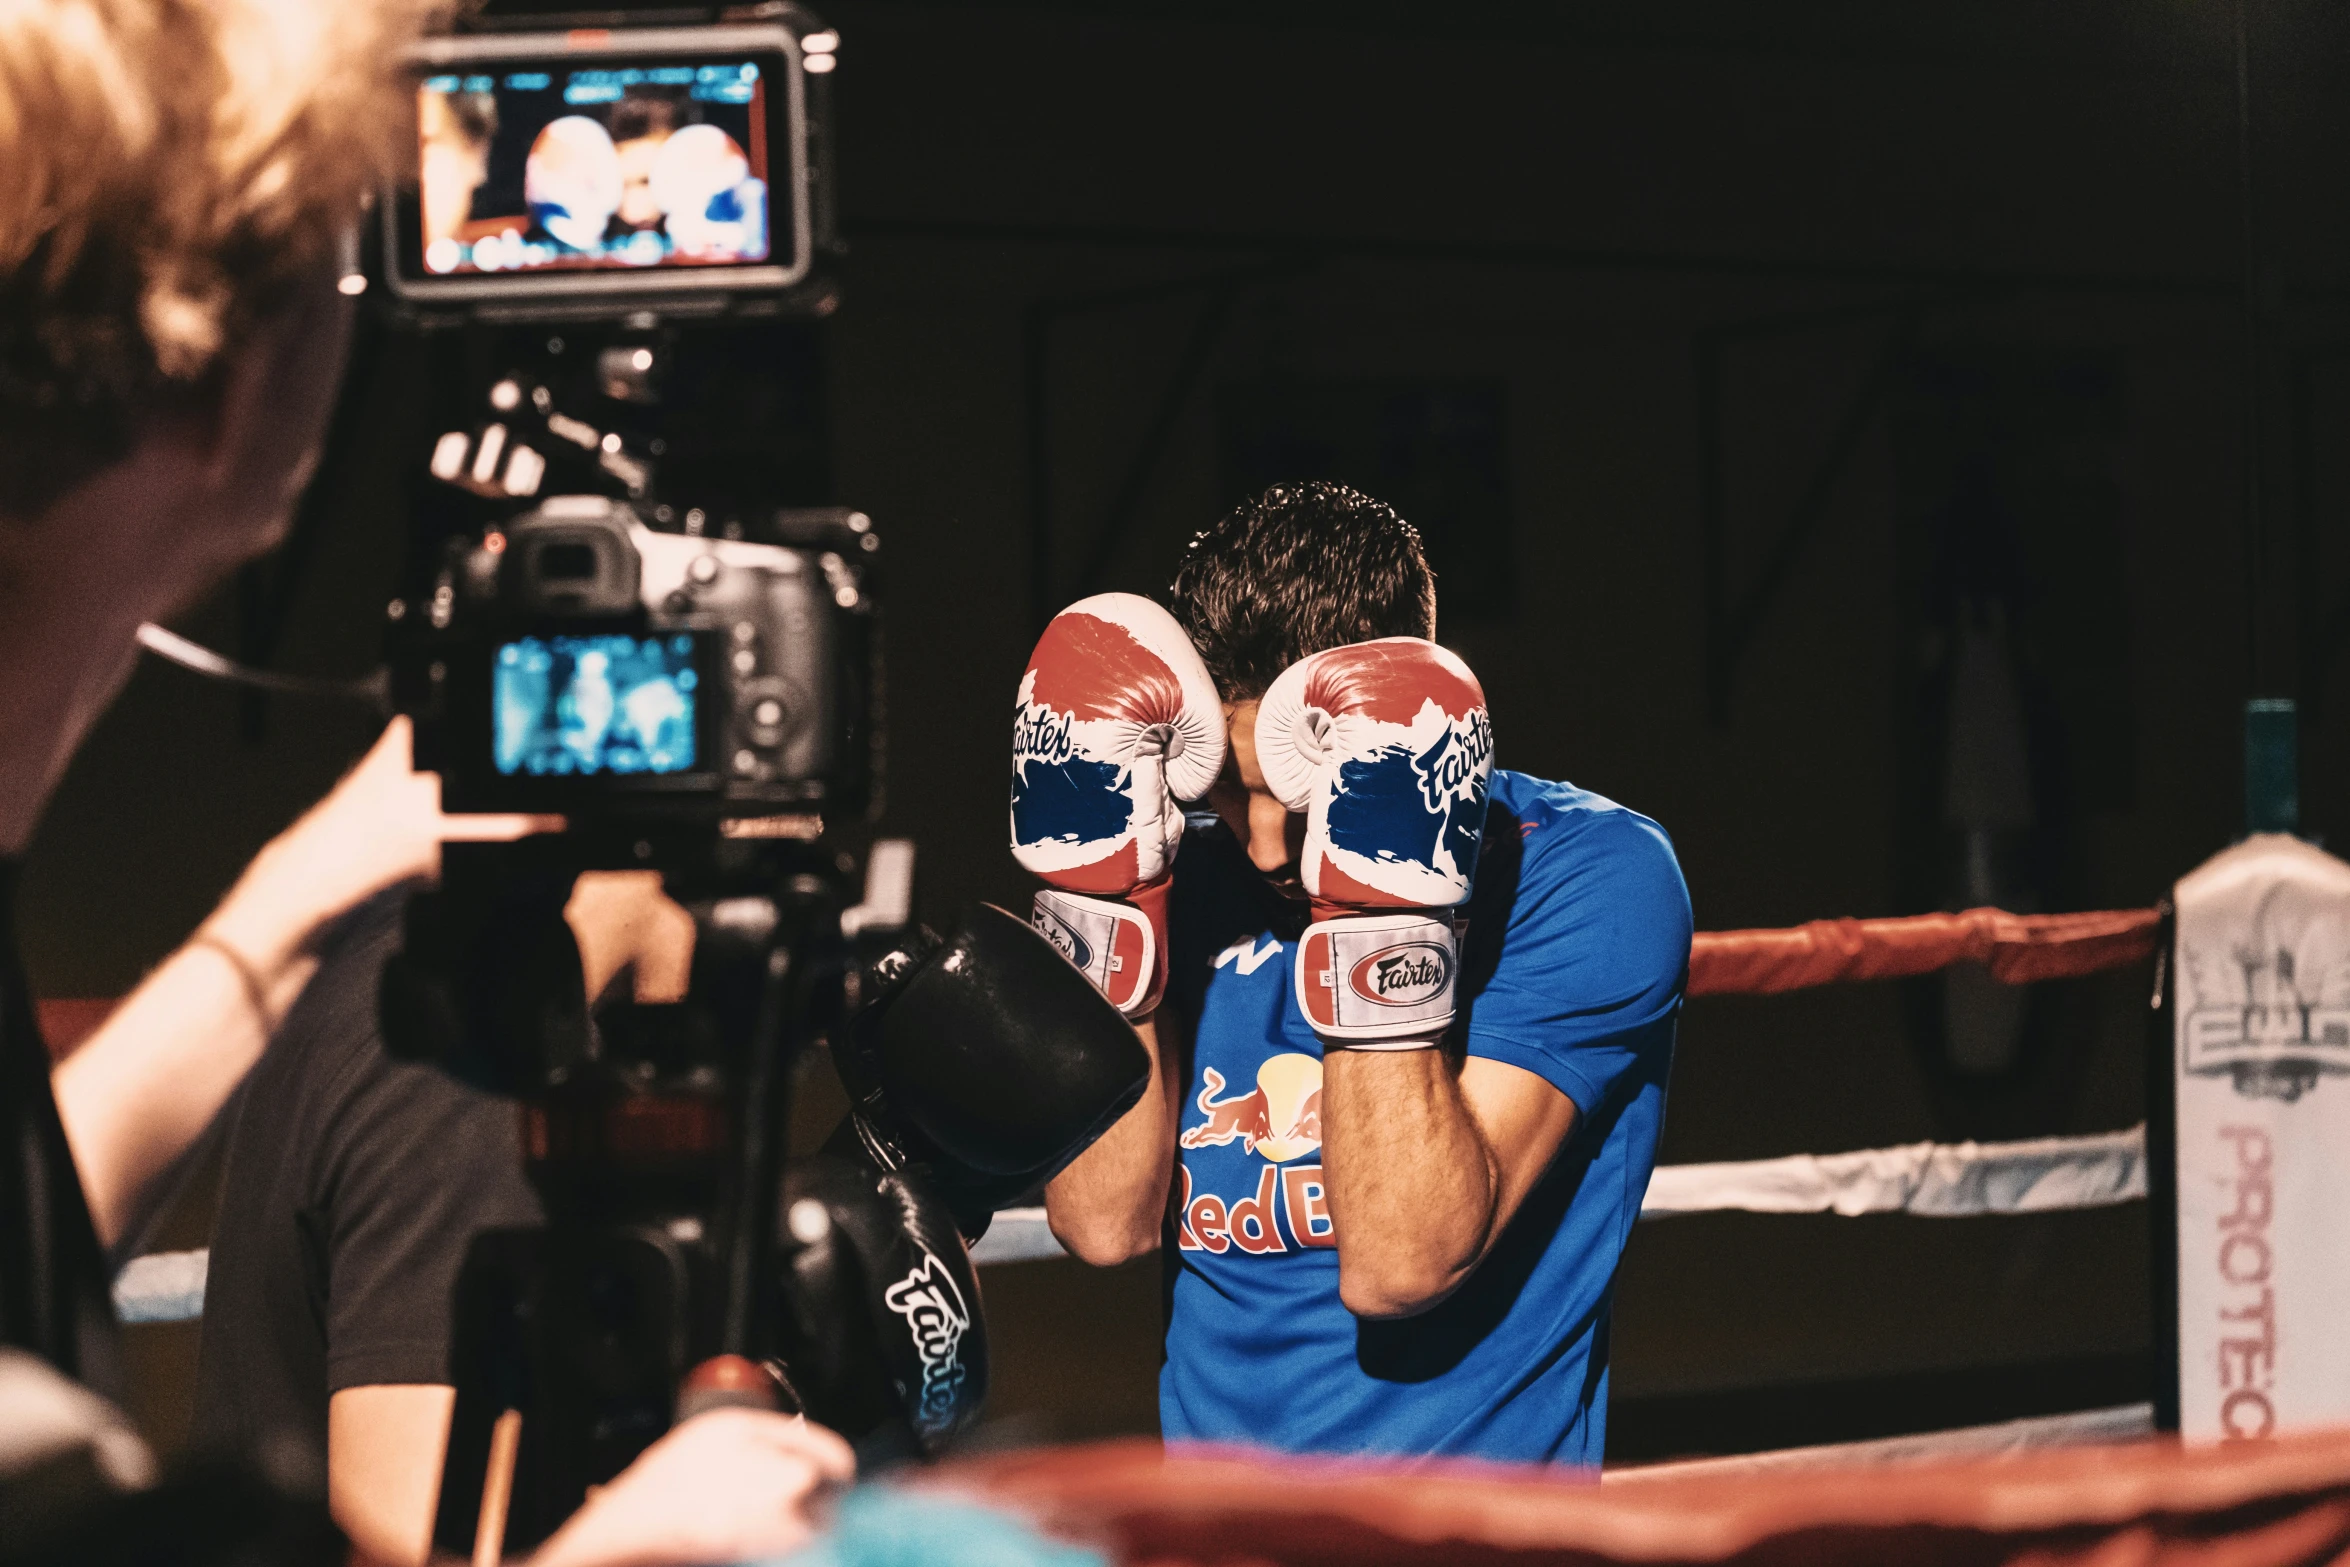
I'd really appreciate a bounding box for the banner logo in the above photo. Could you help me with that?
[2182,883,2350,1102]
[2210,1126,2278,1441]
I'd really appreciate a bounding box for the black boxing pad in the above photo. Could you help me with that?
[774,1154,987,1464]
[837,903,1149,1186]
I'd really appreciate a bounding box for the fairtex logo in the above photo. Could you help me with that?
[1412,708,1493,816]
[1010,701,1079,771]
[882,1251,971,1438]
[1350,942,1452,1006]
[1032,904,1092,969]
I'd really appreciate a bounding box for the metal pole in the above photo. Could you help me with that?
[2234,0,2266,693]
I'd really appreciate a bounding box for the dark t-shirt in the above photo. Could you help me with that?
[191,891,541,1463]
[0,859,120,1398]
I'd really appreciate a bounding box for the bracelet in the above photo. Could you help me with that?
[188,932,277,1034]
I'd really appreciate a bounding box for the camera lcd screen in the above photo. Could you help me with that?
[418,61,773,278]
[494,634,702,778]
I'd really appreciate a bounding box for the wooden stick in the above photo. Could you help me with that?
[473,1409,524,1567]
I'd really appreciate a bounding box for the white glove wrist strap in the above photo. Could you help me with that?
[1032,888,1158,1018]
[1295,911,1458,1047]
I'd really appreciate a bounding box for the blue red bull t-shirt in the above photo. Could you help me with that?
[1159,769,1690,1465]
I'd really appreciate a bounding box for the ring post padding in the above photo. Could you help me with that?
[2168,833,2350,1443]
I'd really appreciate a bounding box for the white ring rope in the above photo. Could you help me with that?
[1639,1123,2147,1221]
[1601,1402,2156,1481]
[111,1126,2150,1321]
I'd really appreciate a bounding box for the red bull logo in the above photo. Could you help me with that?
[1348,942,1452,1007]
[1175,1054,1334,1255]
[1174,1160,1335,1253]
[1178,1054,1322,1162]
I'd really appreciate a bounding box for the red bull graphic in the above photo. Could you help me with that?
[1179,1054,1322,1162]
[1174,1161,1336,1253]
[1179,1068,1272,1153]
[1176,1054,1335,1253]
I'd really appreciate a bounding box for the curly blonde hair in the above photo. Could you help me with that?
[0,0,443,515]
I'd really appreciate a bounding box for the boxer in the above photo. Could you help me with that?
[1027,481,1692,1465]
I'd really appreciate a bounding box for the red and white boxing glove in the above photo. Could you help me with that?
[1010,593,1225,1017]
[1255,639,1494,1049]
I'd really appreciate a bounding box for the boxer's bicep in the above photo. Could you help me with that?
[1456,1057,1579,1240]
[329,1383,455,1567]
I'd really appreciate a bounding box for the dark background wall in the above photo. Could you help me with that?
[28,0,2350,1460]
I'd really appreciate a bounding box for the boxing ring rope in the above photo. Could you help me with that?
[1685,904,2161,995]
[108,1119,2155,1311]
[105,902,2168,1318]
[915,1428,2350,1565]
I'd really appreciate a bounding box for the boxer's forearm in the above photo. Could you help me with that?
[1324,1053,1579,1320]
[1322,1049,1497,1318]
[1045,1012,1179,1265]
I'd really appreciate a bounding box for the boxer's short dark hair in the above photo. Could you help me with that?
[1169,480,1437,702]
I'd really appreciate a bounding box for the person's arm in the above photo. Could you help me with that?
[1320,803,1693,1322]
[342,1409,855,1567]
[52,718,554,1248]
[522,1410,852,1567]
[1321,1052,1577,1318]
[319,874,696,1564]
[1044,1007,1184,1264]
[331,1386,456,1567]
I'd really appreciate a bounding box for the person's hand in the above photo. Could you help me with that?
[528,1410,854,1567]
[568,870,696,1006]
[204,716,560,978]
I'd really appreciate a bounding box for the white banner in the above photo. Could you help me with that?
[2173,833,2350,1442]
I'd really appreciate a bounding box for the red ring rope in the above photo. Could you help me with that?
[1686,906,2161,997]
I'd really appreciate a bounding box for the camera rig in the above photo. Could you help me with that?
[360,7,981,1552]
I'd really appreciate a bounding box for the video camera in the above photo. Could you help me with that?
[375,7,871,828]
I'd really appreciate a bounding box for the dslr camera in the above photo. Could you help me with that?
[396,494,876,823]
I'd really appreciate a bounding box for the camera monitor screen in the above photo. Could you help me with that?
[387,25,809,302]
[420,61,773,277]
[494,634,701,778]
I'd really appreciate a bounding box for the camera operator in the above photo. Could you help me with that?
[175,721,708,1563]
[0,1,852,1560]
